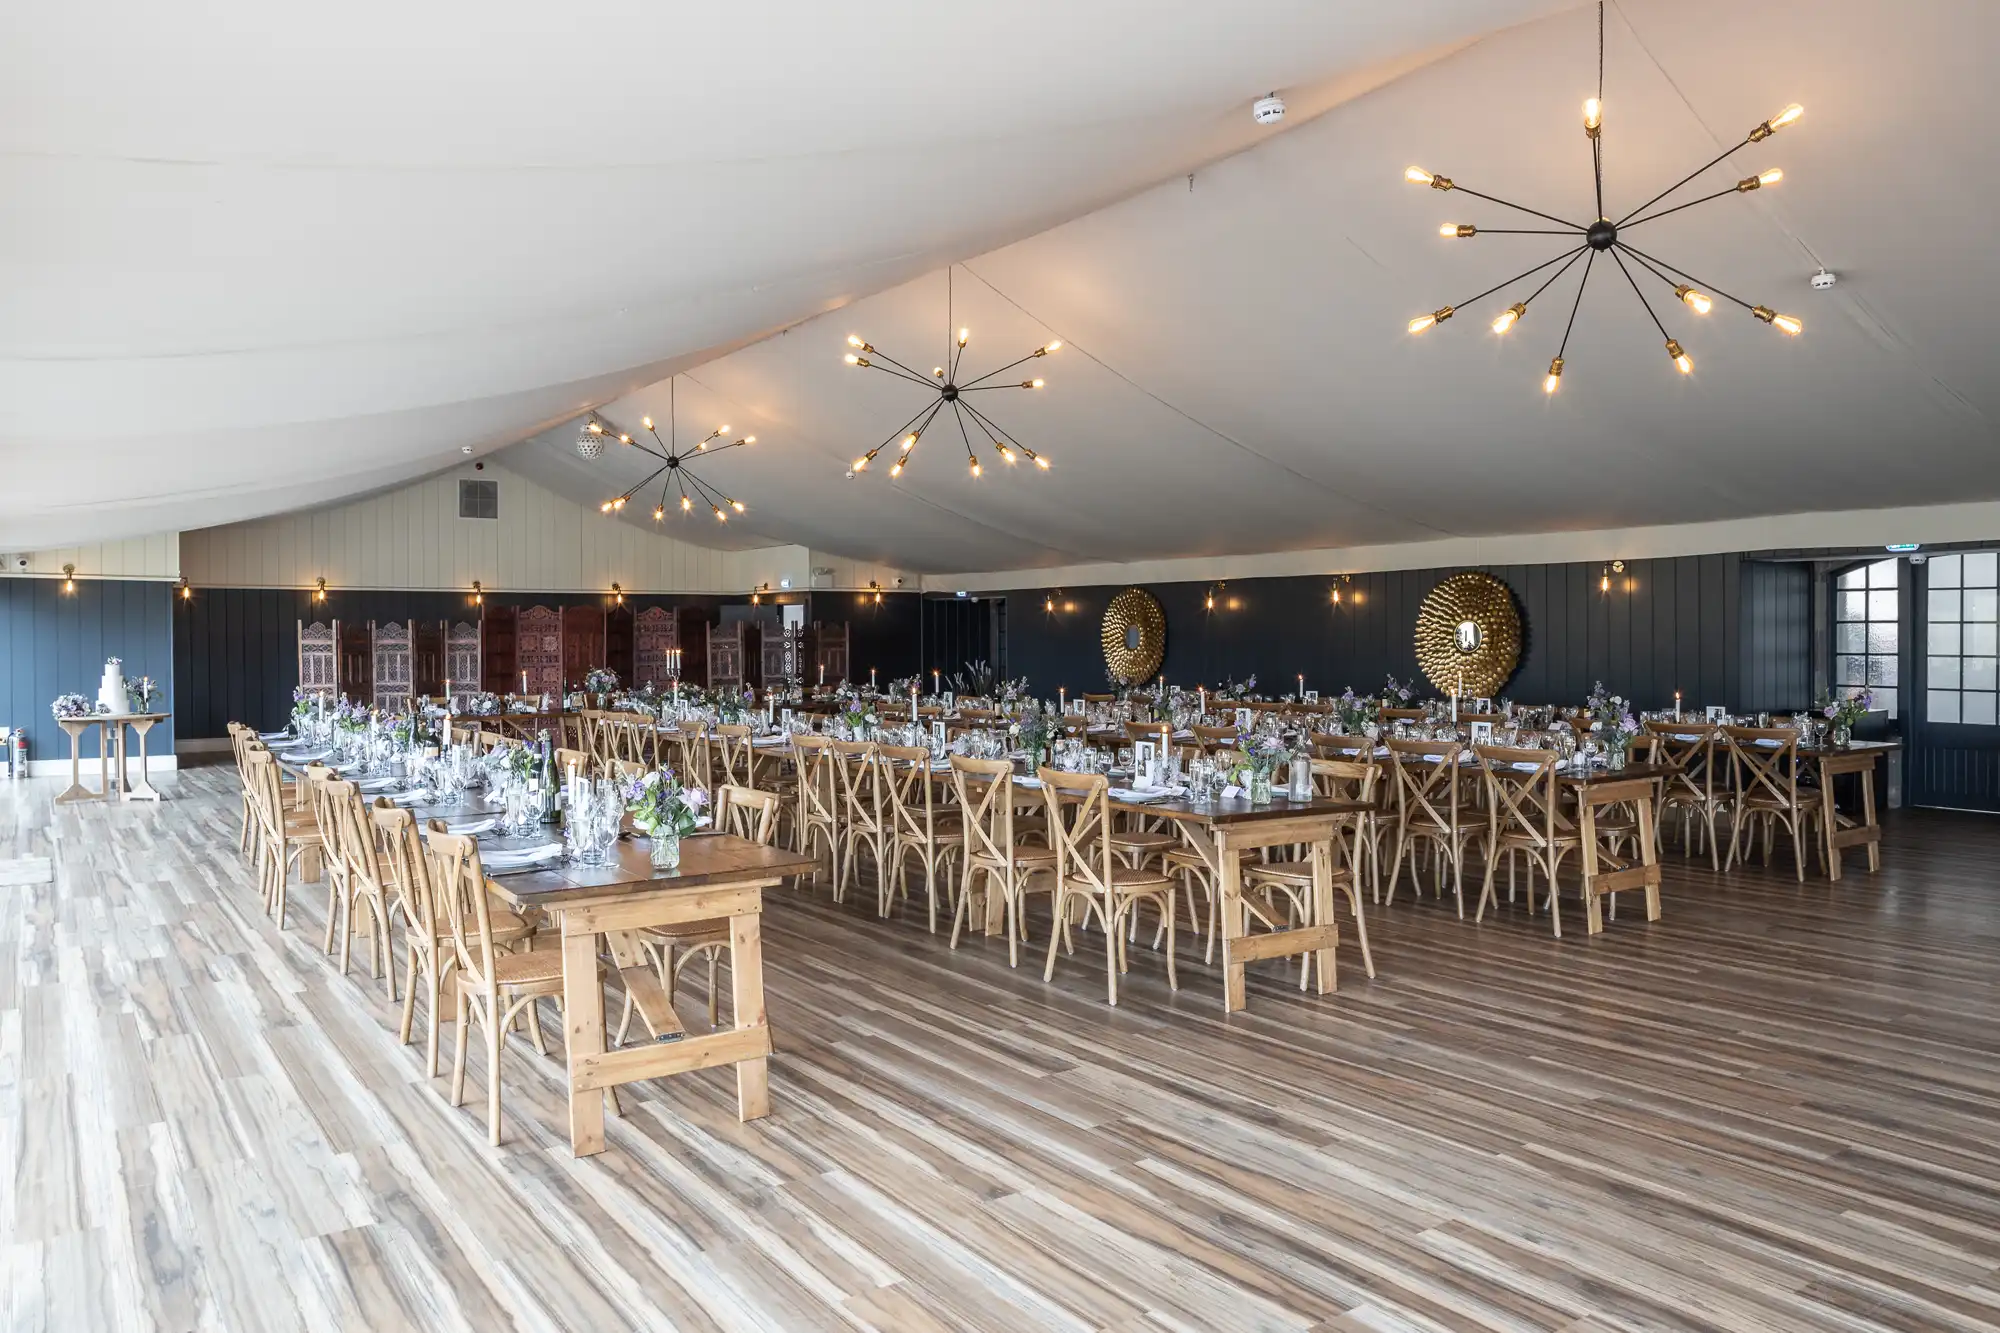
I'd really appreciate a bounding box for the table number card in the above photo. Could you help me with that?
[1234,707,1253,733]
[1470,721,1493,745]
[1705,705,1726,722]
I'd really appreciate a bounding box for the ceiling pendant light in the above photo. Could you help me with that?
[846,267,1058,480]
[586,377,754,521]
[1405,2,1806,392]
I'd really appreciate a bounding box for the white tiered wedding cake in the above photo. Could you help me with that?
[98,659,130,714]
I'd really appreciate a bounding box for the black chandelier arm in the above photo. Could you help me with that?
[1447,184,1587,232]
[683,467,735,514]
[1592,136,1605,223]
[860,400,943,462]
[1474,228,1580,236]
[692,437,750,457]
[1608,247,1673,343]
[1615,240,1758,312]
[959,381,1040,392]
[1555,249,1597,362]
[1620,184,1745,231]
[858,355,943,390]
[959,401,1010,457]
[958,349,1049,389]
[1450,244,1590,313]
[1614,137,1752,226]
[958,398,1028,454]
[627,435,674,465]
[949,329,971,385]
[1520,246,1591,309]
[900,400,949,469]
[950,401,982,467]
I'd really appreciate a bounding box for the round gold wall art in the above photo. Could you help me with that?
[1100,587,1166,686]
[1415,571,1522,697]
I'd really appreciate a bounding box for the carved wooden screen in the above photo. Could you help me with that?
[516,606,563,696]
[606,605,635,684]
[338,621,374,703]
[708,621,748,693]
[812,622,850,686]
[480,605,516,694]
[634,607,677,688]
[677,610,710,687]
[562,605,606,688]
[298,620,336,697]
[445,621,481,698]
[373,621,413,712]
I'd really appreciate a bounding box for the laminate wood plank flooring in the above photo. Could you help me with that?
[4,764,1999,1331]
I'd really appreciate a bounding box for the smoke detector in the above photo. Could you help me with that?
[1810,267,1837,291]
[1253,93,1285,125]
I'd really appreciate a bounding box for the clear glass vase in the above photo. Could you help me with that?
[1832,723,1852,748]
[1248,770,1274,805]
[649,830,681,871]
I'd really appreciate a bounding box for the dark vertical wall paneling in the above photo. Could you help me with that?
[996,554,1760,710]
[0,578,175,758]
[1737,560,1811,712]
[825,592,922,686]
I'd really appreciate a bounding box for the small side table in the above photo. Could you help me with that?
[53,713,172,803]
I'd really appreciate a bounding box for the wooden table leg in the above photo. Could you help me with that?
[55,721,92,803]
[1637,791,1661,922]
[96,722,114,801]
[1819,756,1842,882]
[1217,829,1247,1013]
[124,718,162,802]
[731,911,770,1121]
[1575,802,1595,938]
[1310,837,1338,996]
[562,920,607,1155]
[1861,767,1880,872]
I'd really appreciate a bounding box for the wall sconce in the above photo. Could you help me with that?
[1600,559,1626,593]
[1044,586,1067,615]
[178,576,192,602]
[1330,574,1352,606]
[868,580,883,604]
[313,577,327,603]
[751,581,770,605]
[61,563,76,594]
[1205,582,1224,612]
[471,580,483,605]
[611,582,624,605]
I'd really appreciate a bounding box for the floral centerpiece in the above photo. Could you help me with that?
[126,675,164,713]
[1335,686,1377,733]
[464,691,501,716]
[291,685,319,726]
[1819,687,1873,746]
[1585,681,1641,767]
[624,768,708,869]
[51,693,98,720]
[583,666,619,696]
[333,696,370,735]
[1382,674,1415,706]
[1011,712,1054,768]
[1228,733,1289,805]
[1213,674,1259,703]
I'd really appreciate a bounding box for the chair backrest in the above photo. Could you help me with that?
[372,804,436,943]
[950,755,1020,866]
[677,724,714,792]
[425,827,500,991]
[1472,744,1564,854]
[1310,757,1380,805]
[244,748,287,839]
[1191,724,1240,752]
[830,739,883,831]
[1381,707,1426,723]
[1643,719,1718,803]
[1036,768,1114,900]
[1123,720,1172,750]
[712,724,754,789]
[1723,726,1800,808]
[555,746,591,781]
[1383,737,1465,833]
[716,784,781,845]
[878,744,937,846]
[790,733,839,831]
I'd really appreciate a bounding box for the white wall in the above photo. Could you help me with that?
[5,533,180,582]
[178,463,913,593]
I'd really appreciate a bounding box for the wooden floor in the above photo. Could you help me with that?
[5,764,2000,1332]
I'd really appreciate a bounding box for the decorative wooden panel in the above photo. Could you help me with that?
[373,620,412,711]
[562,605,606,687]
[338,621,374,703]
[298,619,336,697]
[517,606,562,696]
[411,619,445,699]
[677,609,711,688]
[480,605,517,695]
[760,630,788,687]
[709,621,754,693]
[634,607,677,687]
[811,622,850,686]
[445,621,480,697]
[606,605,634,684]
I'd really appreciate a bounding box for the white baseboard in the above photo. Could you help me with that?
[25,754,179,779]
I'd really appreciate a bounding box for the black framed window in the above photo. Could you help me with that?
[1924,551,1998,725]
[1835,557,1899,718]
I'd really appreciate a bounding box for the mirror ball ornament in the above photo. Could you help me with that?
[576,426,604,460]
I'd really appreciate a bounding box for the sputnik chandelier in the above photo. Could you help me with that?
[1406,2,1805,393]
[845,267,1060,479]
[589,377,753,523]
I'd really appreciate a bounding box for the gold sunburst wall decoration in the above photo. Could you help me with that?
[1415,572,1522,697]
[1101,587,1166,686]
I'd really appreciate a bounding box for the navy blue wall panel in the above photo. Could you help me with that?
[0,578,175,759]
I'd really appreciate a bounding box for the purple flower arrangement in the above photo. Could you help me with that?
[50,693,98,720]
[624,768,708,838]
[1821,688,1874,729]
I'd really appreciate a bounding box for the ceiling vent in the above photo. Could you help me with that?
[457,478,499,520]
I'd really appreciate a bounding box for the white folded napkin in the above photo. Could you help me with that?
[445,816,496,835]
[389,790,427,806]
[483,843,563,871]
[752,735,790,747]
[1753,738,1783,748]
[1172,730,1195,740]
[334,761,363,774]
[356,776,398,792]
[1013,775,1043,789]
[281,748,331,763]
[258,730,292,741]
[1671,733,1703,742]
[1108,788,1171,803]
[1509,761,1546,772]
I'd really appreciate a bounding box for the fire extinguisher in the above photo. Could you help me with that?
[6,729,23,780]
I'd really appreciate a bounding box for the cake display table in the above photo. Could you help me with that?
[55,713,172,804]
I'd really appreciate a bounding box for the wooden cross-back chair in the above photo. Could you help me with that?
[1191,724,1240,753]
[1235,757,1383,983]
[1381,707,1426,724]
[617,785,781,1040]
[1471,745,1580,934]
[788,733,842,892]
[1643,719,1728,869]
[244,748,318,929]
[881,743,959,933]
[1723,726,1817,879]
[322,779,397,994]
[676,724,715,794]
[1037,769,1178,1005]
[711,724,754,791]
[554,746,592,781]
[949,756,1056,965]
[1382,738,1476,915]
[426,829,570,1146]
[830,739,894,913]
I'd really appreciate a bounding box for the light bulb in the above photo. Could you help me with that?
[732,501,745,513]
[618,434,630,444]
[716,425,729,435]
[1404,165,1434,184]
[641,416,652,430]
[714,507,727,522]
[844,353,860,364]
[1408,305,1454,335]
[1750,103,1802,141]
[743,436,755,444]
[600,501,613,513]
[612,496,626,509]
[1758,167,1783,187]
[1034,455,1050,469]
[1665,338,1692,374]
[933,366,944,378]
[695,441,707,451]
[889,462,903,477]
[1044,340,1062,353]
[847,334,864,347]
[681,495,692,511]
[1544,356,1564,394]
[901,433,918,451]
[1491,302,1525,335]
[653,507,665,520]
[1674,285,1713,315]
[999,446,1016,463]
[853,456,869,471]
[588,421,603,433]
[1441,223,1476,238]
[970,461,982,477]
[1773,314,1802,336]
[1030,378,1044,388]
[1583,97,1602,135]
[957,328,969,346]
[1601,570,1611,592]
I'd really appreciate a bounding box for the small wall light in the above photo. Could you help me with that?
[471,580,483,605]
[62,563,76,594]
[611,582,624,605]
[178,576,192,602]
[313,577,327,603]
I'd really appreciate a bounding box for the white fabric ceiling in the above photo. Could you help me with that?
[7,0,1993,573]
